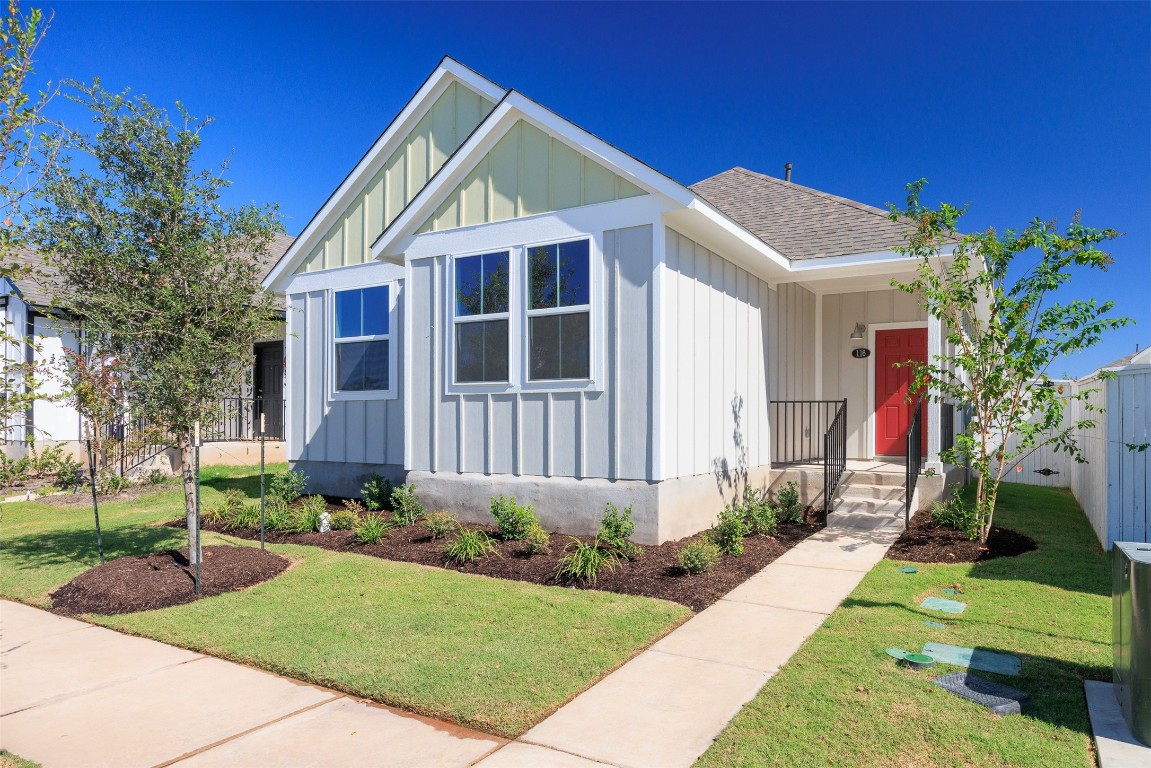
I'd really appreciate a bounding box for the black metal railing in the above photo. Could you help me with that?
[769,400,843,464]
[905,396,924,527]
[940,402,955,457]
[822,400,848,516]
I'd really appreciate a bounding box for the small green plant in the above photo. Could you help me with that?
[354,513,392,545]
[140,468,169,486]
[740,487,778,536]
[263,499,292,531]
[775,481,804,523]
[94,468,129,496]
[678,540,721,575]
[556,538,617,585]
[929,485,981,541]
[329,499,365,531]
[598,502,642,559]
[490,494,538,541]
[425,510,460,540]
[54,455,85,490]
[390,483,426,526]
[204,488,242,525]
[708,504,748,556]
[297,495,328,532]
[523,519,552,555]
[444,528,498,565]
[268,469,308,505]
[361,473,394,512]
[233,504,261,529]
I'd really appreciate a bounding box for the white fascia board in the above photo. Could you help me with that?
[263,58,507,291]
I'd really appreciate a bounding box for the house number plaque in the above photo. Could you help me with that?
[851,348,871,359]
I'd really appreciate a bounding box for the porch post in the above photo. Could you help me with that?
[926,314,943,472]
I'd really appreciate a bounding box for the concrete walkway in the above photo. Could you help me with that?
[0,600,504,768]
[1,521,898,768]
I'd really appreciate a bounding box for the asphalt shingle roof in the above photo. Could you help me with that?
[690,167,912,261]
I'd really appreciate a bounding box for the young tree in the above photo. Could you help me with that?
[34,81,282,564]
[889,180,1131,542]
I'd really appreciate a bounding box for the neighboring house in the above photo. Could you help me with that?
[263,58,960,544]
[1,237,294,468]
[1001,346,1151,547]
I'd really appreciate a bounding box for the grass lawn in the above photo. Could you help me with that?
[0,751,40,768]
[0,465,690,737]
[697,483,1111,768]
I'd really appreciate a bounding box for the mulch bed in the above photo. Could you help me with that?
[885,511,1037,563]
[51,545,289,615]
[186,509,825,613]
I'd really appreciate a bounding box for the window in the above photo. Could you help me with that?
[333,285,390,392]
[453,251,509,383]
[526,240,590,380]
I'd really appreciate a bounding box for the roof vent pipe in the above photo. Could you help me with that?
[784,163,793,182]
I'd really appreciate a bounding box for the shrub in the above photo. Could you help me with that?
[930,487,981,541]
[776,481,804,523]
[678,540,721,575]
[139,468,169,486]
[297,495,328,533]
[490,494,538,541]
[556,537,617,585]
[708,504,748,556]
[740,487,778,536]
[330,499,365,531]
[390,483,426,526]
[354,513,392,545]
[54,455,86,490]
[523,519,552,555]
[94,468,129,496]
[598,502,642,559]
[361,473,394,512]
[425,510,460,540]
[444,528,498,565]
[268,469,308,505]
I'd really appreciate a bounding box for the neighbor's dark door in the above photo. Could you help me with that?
[254,341,284,438]
[874,328,927,456]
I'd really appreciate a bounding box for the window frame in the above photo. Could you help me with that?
[444,235,602,395]
[328,281,399,401]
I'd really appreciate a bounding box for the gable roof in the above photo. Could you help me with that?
[1103,346,1151,369]
[690,167,910,260]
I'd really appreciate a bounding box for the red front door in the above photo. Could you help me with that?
[874,328,928,456]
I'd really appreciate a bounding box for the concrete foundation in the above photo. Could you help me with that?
[291,460,405,500]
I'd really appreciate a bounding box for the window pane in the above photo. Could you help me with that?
[528,244,558,309]
[455,319,508,383]
[529,312,590,380]
[361,285,390,336]
[334,290,362,338]
[336,340,389,391]
[558,240,590,306]
[456,252,509,317]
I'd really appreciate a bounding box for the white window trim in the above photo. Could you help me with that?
[444,235,604,395]
[328,281,400,401]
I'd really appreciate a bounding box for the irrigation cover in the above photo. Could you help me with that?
[921,597,967,614]
[933,672,1030,715]
[923,621,947,630]
[899,566,918,573]
[922,643,1021,676]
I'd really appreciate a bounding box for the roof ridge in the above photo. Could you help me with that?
[726,166,897,224]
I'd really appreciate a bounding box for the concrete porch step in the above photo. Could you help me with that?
[838,470,906,487]
[827,498,906,532]
[836,483,906,502]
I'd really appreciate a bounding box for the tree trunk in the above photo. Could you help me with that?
[180,440,200,565]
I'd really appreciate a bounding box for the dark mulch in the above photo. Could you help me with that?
[37,482,178,508]
[51,545,289,615]
[188,508,824,613]
[885,511,1037,563]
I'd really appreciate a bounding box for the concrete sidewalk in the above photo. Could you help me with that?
[2,522,897,768]
[0,600,504,768]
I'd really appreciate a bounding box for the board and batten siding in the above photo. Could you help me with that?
[408,225,653,480]
[285,288,405,466]
[821,289,927,458]
[296,82,495,274]
[662,229,774,480]
[418,120,646,234]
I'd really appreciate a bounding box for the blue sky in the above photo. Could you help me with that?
[32,1,1150,376]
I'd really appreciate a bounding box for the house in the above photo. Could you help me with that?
[1001,346,1151,547]
[1,237,294,468]
[262,58,959,544]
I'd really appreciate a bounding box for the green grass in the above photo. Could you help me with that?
[697,484,1110,768]
[0,465,689,737]
[0,751,41,768]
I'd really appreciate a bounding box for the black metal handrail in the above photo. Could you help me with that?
[905,396,924,527]
[769,400,844,465]
[822,399,848,516]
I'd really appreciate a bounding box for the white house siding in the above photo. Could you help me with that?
[284,265,407,483]
[1,281,28,443]
[30,316,81,442]
[407,224,653,481]
[1106,366,1150,545]
[661,228,773,482]
[821,289,927,458]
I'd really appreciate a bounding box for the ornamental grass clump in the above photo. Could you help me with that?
[354,513,392,545]
[490,494,538,541]
[555,537,617,585]
[929,486,981,541]
[598,503,642,559]
[678,540,721,575]
[444,529,498,565]
[296,495,328,532]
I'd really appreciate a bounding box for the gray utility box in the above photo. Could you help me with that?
[1114,541,1151,746]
